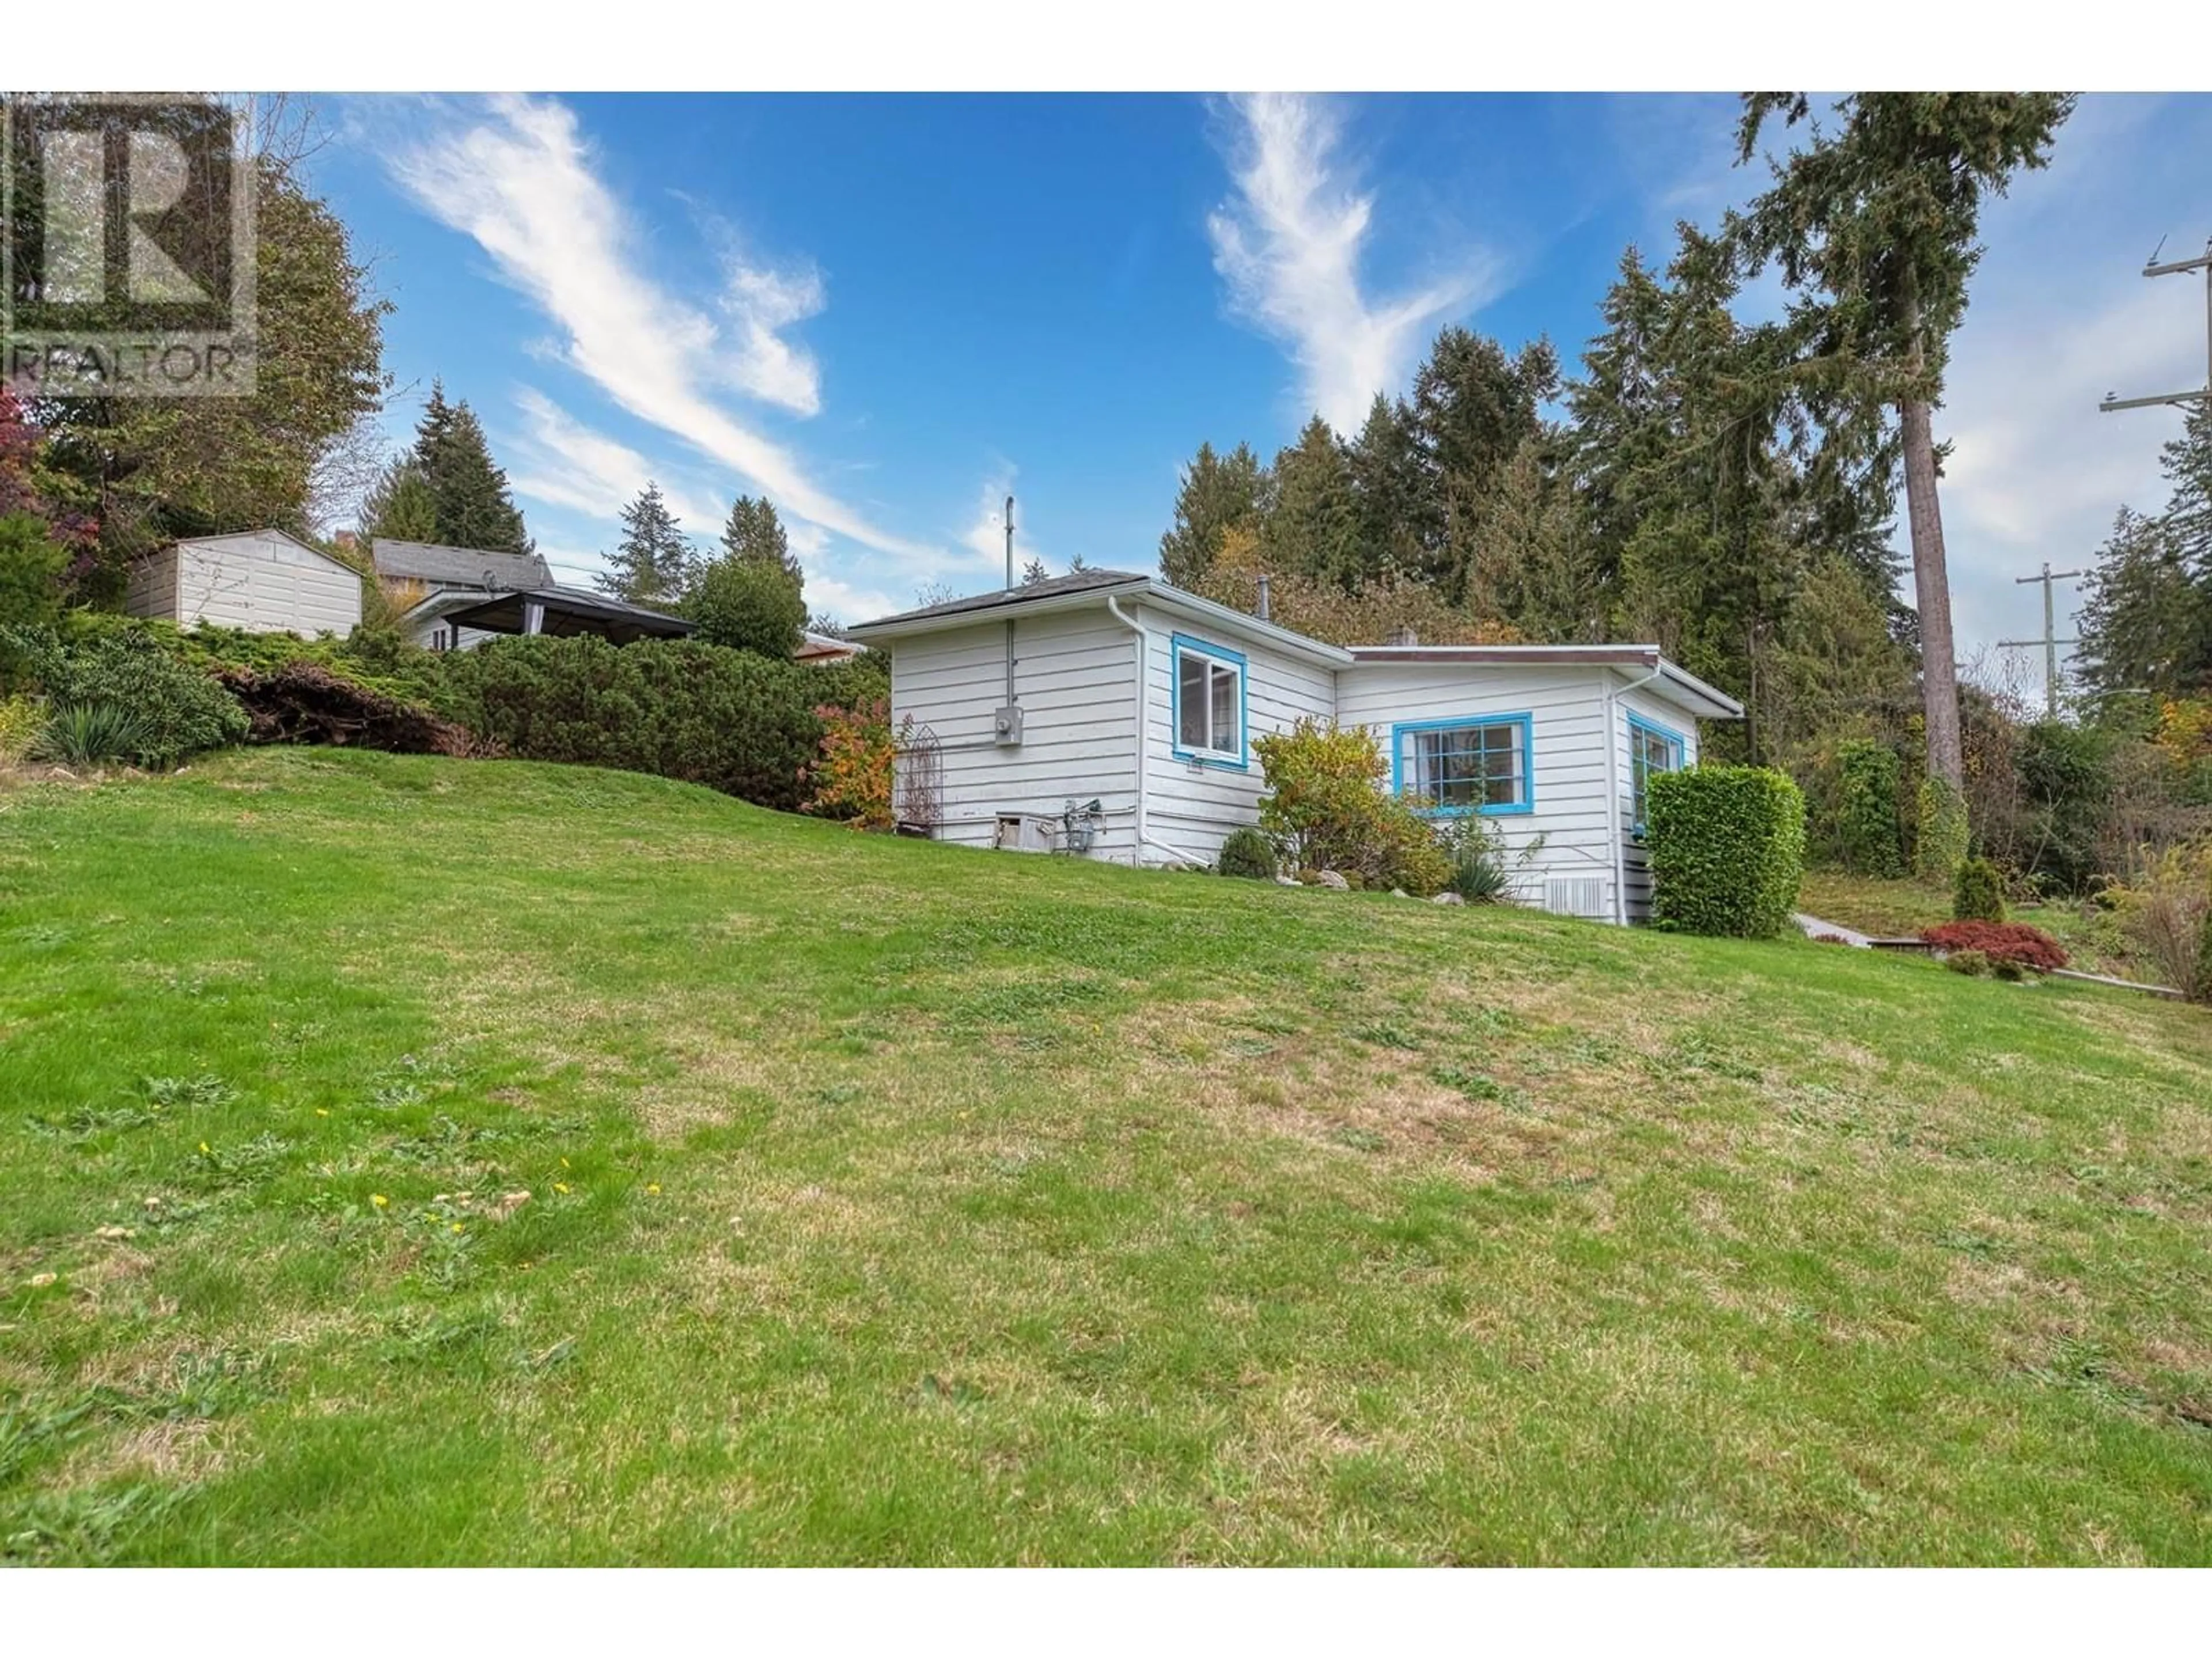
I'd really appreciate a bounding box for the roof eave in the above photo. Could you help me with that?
[849,578,1356,668]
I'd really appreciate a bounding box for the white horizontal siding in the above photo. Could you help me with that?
[123,548,180,623]
[1133,601,1334,867]
[888,611,1141,861]
[175,532,362,636]
[1336,663,1622,909]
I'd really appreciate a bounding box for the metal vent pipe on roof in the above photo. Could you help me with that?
[1256,571,1271,622]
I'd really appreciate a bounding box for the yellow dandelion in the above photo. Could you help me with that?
[553,1181,571,1195]
[450,1222,465,1234]
[646,1183,661,1196]
[199,1141,211,1154]
[315,1108,330,1118]
[370,1194,389,1209]
[559,1157,570,1170]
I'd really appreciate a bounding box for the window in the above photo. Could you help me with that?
[1393,715,1532,815]
[1172,634,1246,765]
[1628,714,1685,832]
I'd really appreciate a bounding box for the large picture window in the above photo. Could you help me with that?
[1393,715,1532,815]
[1628,713,1685,832]
[1172,635,1247,766]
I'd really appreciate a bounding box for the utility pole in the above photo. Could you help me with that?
[1997,562,2085,718]
[2100,236,2212,413]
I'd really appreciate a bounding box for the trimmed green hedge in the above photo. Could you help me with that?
[1646,765,1806,938]
[432,635,885,813]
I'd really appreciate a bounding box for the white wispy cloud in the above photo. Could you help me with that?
[504,387,721,536]
[717,260,827,416]
[384,94,935,561]
[1207,93,1495,432]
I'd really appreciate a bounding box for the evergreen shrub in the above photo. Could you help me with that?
[1645,766,1806,938]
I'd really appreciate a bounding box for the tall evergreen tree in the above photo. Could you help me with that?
[1410,327,1559,597]
[410,381,532,555]
[2077,509,2210,700]
[1458,436,1607,643]
[1346,393,1427,586]
[358,455,438,544]
[1262,417,1361,589]
[597,483,692,608]
[690,493,806,657]
[1158,441,1265,588]
[719,493,800,578]
[1731,91,2076,788]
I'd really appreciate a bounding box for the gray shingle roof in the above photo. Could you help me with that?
[371,538,552,591]
[859,568,1147,628]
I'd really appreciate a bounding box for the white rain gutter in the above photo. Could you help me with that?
[1603,659,1668,926]
[1106,593,1211,870]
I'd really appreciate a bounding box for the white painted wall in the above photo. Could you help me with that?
[1336,662,1623,912]
[123,547,180,623]
[131,532,363,635]
[888,609,1141,860]
[1131,600,1335,867]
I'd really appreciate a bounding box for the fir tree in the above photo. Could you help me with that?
[1410,326,1558,595]
[720,493,800,578]
[597,483,692,608]
[1346,393,1427,588]
[358,455,438,544]
[690,493,806,657]
[1262,417,1361,589]
[1731,91,2076,787]
[1158,441,1264,588]
[2077,507,2209,700]
[411,381,532,554]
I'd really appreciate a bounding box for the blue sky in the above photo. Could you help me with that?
[311,92,2212,688]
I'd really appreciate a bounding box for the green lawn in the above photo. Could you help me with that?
[1797,870,2156,983]
[3,750,2210,1565]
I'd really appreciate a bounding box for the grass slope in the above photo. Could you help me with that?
[2,750,2210,1565]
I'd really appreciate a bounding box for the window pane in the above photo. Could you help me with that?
[1179,652,1207,748]
[1210,664,1238,752]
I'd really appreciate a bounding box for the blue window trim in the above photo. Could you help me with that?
[1626,711,1687,835]
[1389,711,1535,817]
[1169,631,1250,770]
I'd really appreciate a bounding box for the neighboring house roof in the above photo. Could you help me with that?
[371,538,553,592]
[849,574,1745,717]
[404,584,695,644]
[797,629,863,663]
[849,570,1355,671]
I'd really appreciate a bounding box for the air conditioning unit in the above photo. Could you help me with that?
[993,704,1024,747]
[1543,877,1609,921]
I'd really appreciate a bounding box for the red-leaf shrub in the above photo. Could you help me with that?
[1920,921,2069,972]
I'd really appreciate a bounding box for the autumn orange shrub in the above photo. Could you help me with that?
[802,699,896,830]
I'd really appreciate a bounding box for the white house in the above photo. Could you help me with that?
[845,569,1743,924]
[125,530,363,636]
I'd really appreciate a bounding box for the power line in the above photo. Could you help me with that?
[1995,561,2085,718]
[2100,236,2212,413]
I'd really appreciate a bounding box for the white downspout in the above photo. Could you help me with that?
[1605,660,1668,926]
[1106,594,1210,870]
